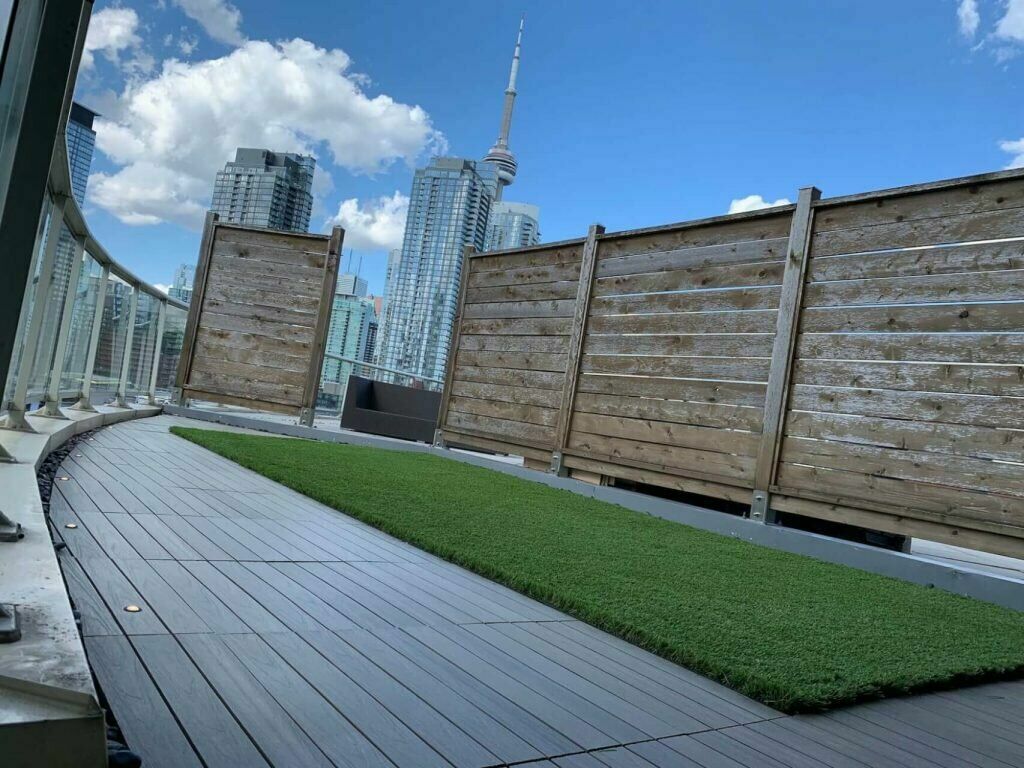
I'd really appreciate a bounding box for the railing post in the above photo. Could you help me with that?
[114,285,139,408]
[550,223,604,475]
[147,299,166,405]
[1,195,69,431]
[434,245,474,448]
[71,263,109,412]
[39,235,86,418]
[751,186,821,522]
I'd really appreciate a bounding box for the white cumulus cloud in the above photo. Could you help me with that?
[727,195,792,214]
[82,7,142,69]
[173,0,245,46]
[996,0,1024,42]
[90,39,444,228]
[152,283,171,294]
[328,192,409,251]
[1000,137,1024,168]
[958,0,981,37]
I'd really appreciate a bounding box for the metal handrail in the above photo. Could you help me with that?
[322,352,444,385]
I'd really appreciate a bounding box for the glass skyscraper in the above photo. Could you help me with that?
[320,291,378,406]
[168,263,195,304]
[483,201,541,251]
[210,148,314,232]
[66,102,97,206]
[375,157,498,382]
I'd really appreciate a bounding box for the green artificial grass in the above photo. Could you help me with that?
[171,425,1024,712]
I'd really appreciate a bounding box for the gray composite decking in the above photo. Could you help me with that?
[52,414,1024,768]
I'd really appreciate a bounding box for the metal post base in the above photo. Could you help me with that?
[750,490,778,524]
[0,511,23,542]
[0,407,38,433]
[432,429,446,449]
[0,603,21,644]
[35,399,69,419]
[69,396,96,412]
[297,408,314,428]
[550,451,568,477]
[113,394,129,409]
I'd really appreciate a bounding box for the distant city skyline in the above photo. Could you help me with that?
[210,148,315,232]
[76,3,1024,298]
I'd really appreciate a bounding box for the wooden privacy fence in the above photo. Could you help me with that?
[436,168,1024,558]
[175,214,342,426]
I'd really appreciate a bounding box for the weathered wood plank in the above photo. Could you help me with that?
[465,280,580,303]
[594,259,785,297]
[471,243,583,272]
[800,301,1024,333]
[449,395,559,427]
[790,384,1024,430]
[582,354,771,382]
[214,230,328,268]
[804,268,1024,307]
[813,175,1024,233]
[598,212,793,260]
[209,250,324,283]
[574,391,763,431]
[784,410,1024,464]
[795,332,1024,363]
[196,326,312,357]
[187,370,300,406]
[451,380,562,408]
[808,239,1024,282]
[571,413,759,456]
[780,436,1024,498]
[588,309,778,335]
[204,281,321,314]
[190,355,308,387]
[469,260,582,288]
[792,359,1024,396]
[201,296,317,327]
[195,311,316,343]
[812,206,1024,258]
[567,432,755,482]
[456,350,568,372]
[440,429,553,462]
[577,373,766,407]
[453,365,565,390]
[445,410,556,445]
[596,237,789,279]
[462,299,577,319]
[193,335,310,373]
[590,286,781,316]
[584,333,775,358]
[459,334,569,354]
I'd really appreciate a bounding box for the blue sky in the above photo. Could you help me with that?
[76,0,1023,296]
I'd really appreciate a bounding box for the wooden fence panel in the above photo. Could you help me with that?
[562,210,793,492]
[775,172,1024,556]
[439,242,585,461]
[436,168,1024,557]
[176,216,341,424]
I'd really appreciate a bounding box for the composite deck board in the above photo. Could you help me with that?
[55,415,1024,768]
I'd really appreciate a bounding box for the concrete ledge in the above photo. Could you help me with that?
[0,404,160,768]
[164,405,1024,612]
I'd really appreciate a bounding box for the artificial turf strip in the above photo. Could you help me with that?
[171,426,1024,713]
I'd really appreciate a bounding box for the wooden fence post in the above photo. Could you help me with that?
[434,245,475,447]
[751,186,820,522]
[551,223,605,475]
[174,211,217,406]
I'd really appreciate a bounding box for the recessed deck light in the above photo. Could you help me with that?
[64,523,77,529]
[123,605,142,613]
[57,476,69,481]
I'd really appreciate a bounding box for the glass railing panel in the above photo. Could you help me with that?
[59,252,102,394]
[26,222,77,397]
[2,193,53,408]
[126,291,158,395]
[91,275,131,404]
[155,304,186,397]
